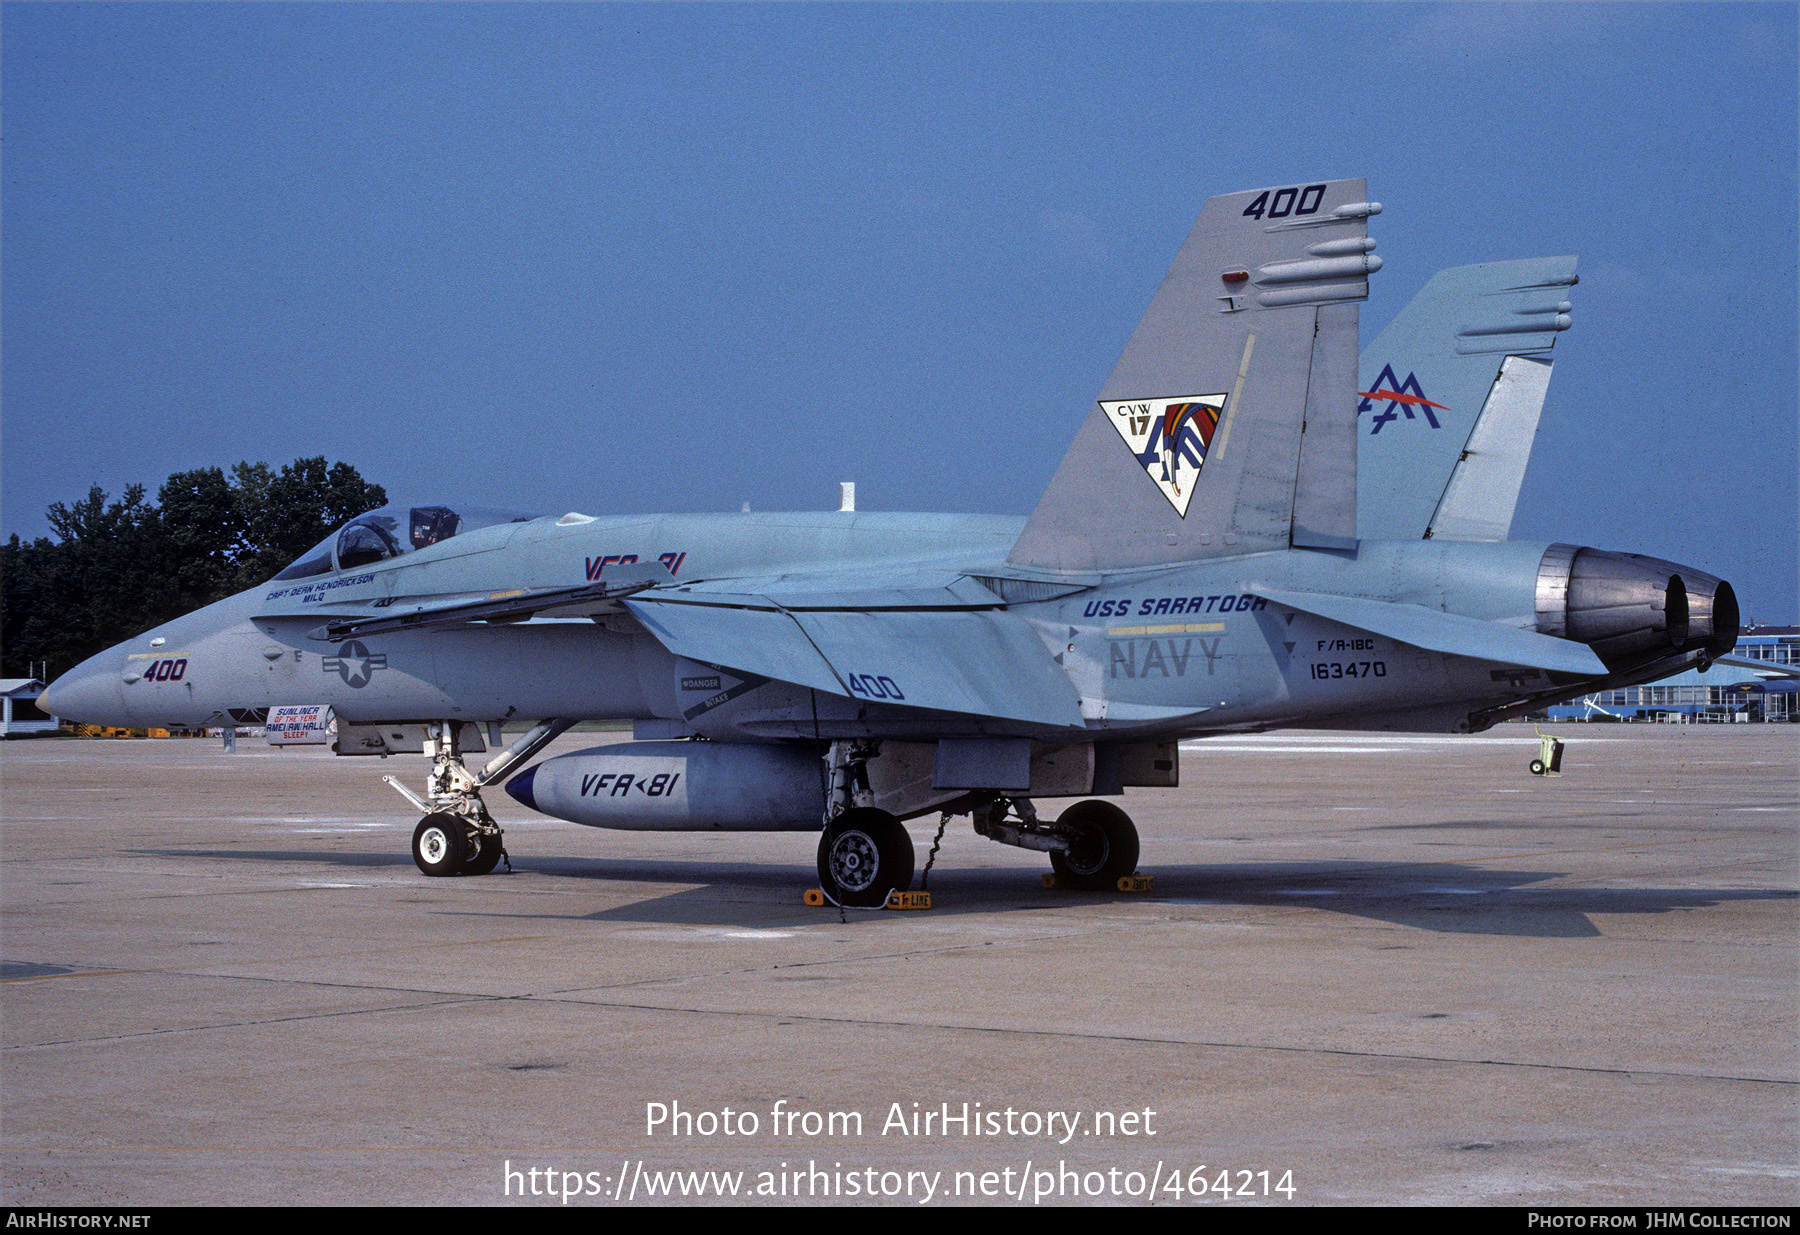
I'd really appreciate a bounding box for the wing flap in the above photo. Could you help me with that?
[789,609,1084,728]
[624,601,846,697]
[626,598,1085,728]
[1252,584,1606,675]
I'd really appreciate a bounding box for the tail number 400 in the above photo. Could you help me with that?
[1243,184,1327,219]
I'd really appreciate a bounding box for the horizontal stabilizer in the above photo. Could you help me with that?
[1252,584,1607,675]
[1714,656,1800,680]
[626,597,1085,728]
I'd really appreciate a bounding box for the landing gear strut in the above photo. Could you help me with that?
[389,719,573,877]
[814,740,915,907]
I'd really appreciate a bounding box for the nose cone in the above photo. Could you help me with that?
[504,765,540,813]
[39,654,128,726]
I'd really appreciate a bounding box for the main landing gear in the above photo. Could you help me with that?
[809,741,1143,906]
[973,797,1141,891]
[817,808,915,908]
[814,740,915,907]
[1046,800,1141,890]
[389,719,573,877]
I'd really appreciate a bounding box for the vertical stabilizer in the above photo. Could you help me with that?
[1357,257,1577,541]
[1009,179,1380,573]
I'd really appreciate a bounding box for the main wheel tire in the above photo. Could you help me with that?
[1049,800,1140,891]
[460,825,504,876]
[1529,758,1547,775]
[412,813,468,877]
[817,808,914,908]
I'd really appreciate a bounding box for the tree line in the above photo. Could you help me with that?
[2,458,384,681]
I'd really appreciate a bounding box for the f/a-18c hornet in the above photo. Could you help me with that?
[44,179,1736,906]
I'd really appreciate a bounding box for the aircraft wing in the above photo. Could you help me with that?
[668,574,1007,611]
[625,589,1086,729]
[624,601,842,694]
[1252,584,1607,675]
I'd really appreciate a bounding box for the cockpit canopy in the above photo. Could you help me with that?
[273,505,539,581]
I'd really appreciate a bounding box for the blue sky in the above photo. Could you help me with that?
[4,3,1795,621]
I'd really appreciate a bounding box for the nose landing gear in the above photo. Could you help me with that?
[390,719,573,877]
[410,811,509,877]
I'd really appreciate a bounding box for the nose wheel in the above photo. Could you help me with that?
[412,813,467,877]
[817,808,914,907]
[411,812,507,877]
[461,823,506,876]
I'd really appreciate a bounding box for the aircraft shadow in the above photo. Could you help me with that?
[1127,861,1798,938]
[546,861,1795,938]
[129,848,417,871]
[122,848,1796,938]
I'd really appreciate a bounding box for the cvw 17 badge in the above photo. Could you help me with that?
[1101,393,1228,518]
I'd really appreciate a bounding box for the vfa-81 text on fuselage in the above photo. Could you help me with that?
[44,179,1737,906]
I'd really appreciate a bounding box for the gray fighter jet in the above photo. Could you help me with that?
[43,179,1736,906]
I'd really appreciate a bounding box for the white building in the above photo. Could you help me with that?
[1548,627,1799,722]
[0,679,60,736]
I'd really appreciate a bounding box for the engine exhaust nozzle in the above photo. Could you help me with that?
[1536,545,1738,671]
